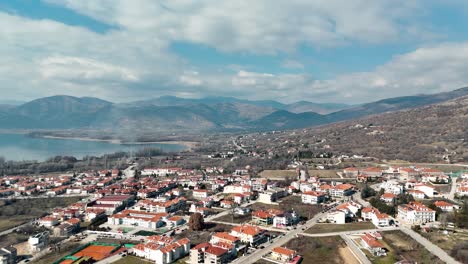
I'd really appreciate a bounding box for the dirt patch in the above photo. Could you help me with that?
[338,247,360,264]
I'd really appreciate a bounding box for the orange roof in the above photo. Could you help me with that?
[213,232,239,242]
[302,191,326,196]
[334,183,355,190]
[205,245,228,256]
[381,193,396,199]
[434,201,454,207]
[272,247,296,256]
[361,233,384,248]
[231,225,263,236]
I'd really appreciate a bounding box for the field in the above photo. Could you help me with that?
[212,212,252,224]
[306,222,376,234]
[174,222,233,246]
[259,169,339,179]
[252,195,321,219]
[113,255,153,264]
[367,230,445,264]
[259,170,297,179]
[280,236,354,264]
[420,229,468,263]
[0,196,84,232]
[34,242,82,264]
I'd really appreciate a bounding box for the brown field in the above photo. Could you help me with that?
[373,230,445,264]
[283,236,351,264]
[174,222,233,246]
[252,195,321,219]
[34,242,82,264]
[212,213,252,224]
[113,255,153,264]
[306,222,376,234]
[259,170,297,179]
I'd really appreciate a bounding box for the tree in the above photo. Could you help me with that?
[189,213,204,231]
[361,185,376,199]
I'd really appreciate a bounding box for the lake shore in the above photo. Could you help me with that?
[40,135,198,149]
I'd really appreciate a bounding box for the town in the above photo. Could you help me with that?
[0,153,467,264]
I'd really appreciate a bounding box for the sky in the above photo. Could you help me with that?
[1,0,468,104]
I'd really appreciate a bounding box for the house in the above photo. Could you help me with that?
[258,187,287,204]
[329,184,355,198]
[360,233,386,256]
[273,211,299,228]
[108,210,167,229]
[210,232,240,248]
[193,190,209,199]
[326,211,346,224]
[371,212,391,227]
[414,184,436,198]
[38,216,59,228]
[220,200,235,209]
[133,237,190,264]
[271,247,297,262]
[301,191,326,204]
[252,209,284,226]
[398,168,419,180]
[398,202,436,225]
[361,207,380,221]
[434,201,456,212]
[190,243,232,264]
[408,190,425,200]
[166,216,185,227]
[380,193,396,203]
[335,201,362,217]
[28,232,49,252]
[230,225,265,245]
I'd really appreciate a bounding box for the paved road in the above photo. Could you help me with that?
[448,176,458,200]
[0,221,34,236]
[400,226,460,264]
[340,234,371,264]
[232,213,324,264]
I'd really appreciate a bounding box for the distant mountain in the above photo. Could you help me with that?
[0,88,466,132]
[326,87,468,122]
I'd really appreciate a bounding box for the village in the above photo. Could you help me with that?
[0,156,467,264]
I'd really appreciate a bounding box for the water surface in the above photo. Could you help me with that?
[0,133,186,161]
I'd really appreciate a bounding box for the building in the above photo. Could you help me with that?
[326,211,346,224]
[273,211,299,228]
[0,247,17,264]
[414,184,436,198]
[380,193,396,204]
[271,247,297,262]
[329,184,355,198]
[398,202,436,225]
[28,232,49,252]
[434,201,456,212]
[301,191,326,204]
[108,210,167,229]
[343,167,360,177]
[335,201,362,217]
[230,225,265,245]
[408,189,425,200]
[133,237,190,264]
[193,189,209,199]
[360,233,386,256]
[258,187,287,204]
[38,216,59,228]
[190,243,232,264]
[371,212,391,227]
[210,232,240,248]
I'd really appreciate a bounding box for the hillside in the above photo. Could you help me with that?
[0,87,466,133]
[245,96,468,162]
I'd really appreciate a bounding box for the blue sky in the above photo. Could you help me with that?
[1,0,468,104]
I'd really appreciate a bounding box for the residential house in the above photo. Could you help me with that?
[271,247,297,262]
[398,202,436,225]
[301,191,326,204]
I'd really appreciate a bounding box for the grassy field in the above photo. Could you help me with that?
[113,255,153,264]
[282,236,350,264]
[259,170,297,179]
[306,222,376,234]
[372,230,445,264]
[252,195,321,220]
[308,169,339,178]
[212,212,252,224]
[0,196,84,232]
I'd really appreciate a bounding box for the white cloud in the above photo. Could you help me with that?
[0,1,467,105]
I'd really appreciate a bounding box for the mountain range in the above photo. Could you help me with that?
[0,87,466,132]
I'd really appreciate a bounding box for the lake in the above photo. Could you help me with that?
[0,133,187,161]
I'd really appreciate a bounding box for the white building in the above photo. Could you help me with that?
[398,202,436,225]
[414,184,436,198]
[133,237,190,264]
[326,211,346,224]
[301,191,326,204]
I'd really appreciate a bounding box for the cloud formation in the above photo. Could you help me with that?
[0,1,467,104]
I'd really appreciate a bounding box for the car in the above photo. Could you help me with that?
[260,246,265,249]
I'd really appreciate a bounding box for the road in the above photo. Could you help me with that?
[340,234,371,264]
[448,176,458,200]
[0,221,34,236]
[400,226,460,264]
[232,213,324,264]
